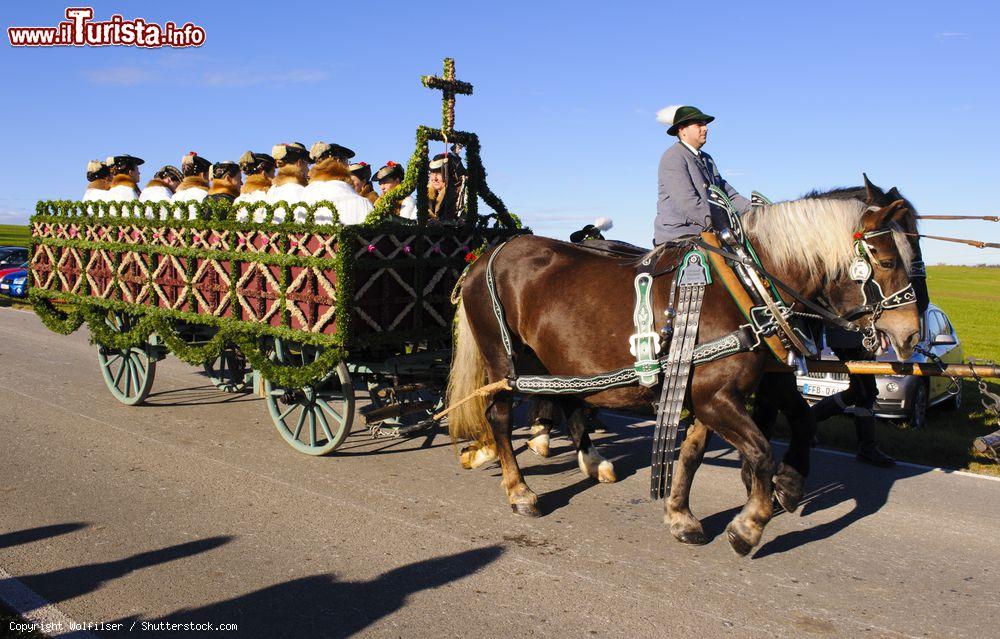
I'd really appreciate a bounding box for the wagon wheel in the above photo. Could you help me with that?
[263,338,355,455]
[203,345,251,393]
[96,312,156,406]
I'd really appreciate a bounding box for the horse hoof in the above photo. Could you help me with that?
[527,436,550,458]
[673,529,710,546]
[775,485,802,514]
[597,460,617,483]
[726,524,754,557]
[511,502,542,518]
[460,445,497,470]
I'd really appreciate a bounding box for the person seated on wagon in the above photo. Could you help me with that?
[373,161,417,220]
[234,151,275,222]
[206,161,243,204]
[349,161,379,204]
[103,154,144,201]
[171,152,212,203]
[139,165,182,202]
[653,105,750,244]
[427,152,465,222]
[301,141,374,225]
[82,159,111,201]
[265,142,311,223]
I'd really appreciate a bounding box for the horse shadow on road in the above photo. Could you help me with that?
[515,410,930,556]
[104,545,504,639]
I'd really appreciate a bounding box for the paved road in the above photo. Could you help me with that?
[1,307,998,638]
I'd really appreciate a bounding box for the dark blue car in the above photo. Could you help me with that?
[0,267,28,298]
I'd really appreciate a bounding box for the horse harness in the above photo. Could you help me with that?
[478,189,917,500]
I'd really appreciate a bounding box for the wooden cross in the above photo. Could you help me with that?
[421,58,473,137]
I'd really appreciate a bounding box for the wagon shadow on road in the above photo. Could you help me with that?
[13,536,232,614]
[142,384,260,407]
[105,545,505,639]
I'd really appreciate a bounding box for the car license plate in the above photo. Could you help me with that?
[803,382,840,397]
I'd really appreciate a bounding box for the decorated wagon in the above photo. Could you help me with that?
[27,59,526,455]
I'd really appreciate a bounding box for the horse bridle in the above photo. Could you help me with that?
[839,228,917,350]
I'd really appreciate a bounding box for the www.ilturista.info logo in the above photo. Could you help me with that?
[8,7,205,48]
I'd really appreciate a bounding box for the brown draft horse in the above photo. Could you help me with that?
[446,196,920,555]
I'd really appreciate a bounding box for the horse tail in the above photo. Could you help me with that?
[445,300,495,450]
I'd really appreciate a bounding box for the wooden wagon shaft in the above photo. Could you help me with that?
[766,360,1000,379]
[916,214,999,222]
[904,232,1000,250]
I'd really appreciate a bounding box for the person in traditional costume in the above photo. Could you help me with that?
[301,141,374,225]
[206,162,242,204]
[103,154,144,201]
[427,152,465,222]
[653,105,750,244]
[171,152,212,203]
[349,162,379,204]
[373,161,417,220]
[82,159,111,201]
[265,142,311,223]
[139,165,182,202]
[234,151,275,223]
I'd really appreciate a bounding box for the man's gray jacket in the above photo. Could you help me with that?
[654,141,751,244]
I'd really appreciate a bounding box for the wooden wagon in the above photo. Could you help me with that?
[26,58,527,455]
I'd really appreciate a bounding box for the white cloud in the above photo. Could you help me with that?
[83,65,156,86]
[934,32,967,40]
[0,207,31,224]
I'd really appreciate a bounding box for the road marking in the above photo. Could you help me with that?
[0,567,98,639]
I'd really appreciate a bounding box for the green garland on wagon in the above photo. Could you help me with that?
[28,199,526,388]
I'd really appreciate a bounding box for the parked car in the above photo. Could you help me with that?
[0,260,28,281]
[0,246,28,268]
[796,303,964,429]
[0,267,28,298]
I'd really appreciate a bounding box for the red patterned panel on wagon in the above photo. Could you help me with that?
[235,261,282,327]
[288,231,337,260]
[191,228,233,252]
[53,246,85,295]
[117,251,152,305]
[286,266,338,333]
[30,244,56,291]
[234,229,281,255]
[85,249,118,301]
[151,255,191,312]
[191,257,233,318]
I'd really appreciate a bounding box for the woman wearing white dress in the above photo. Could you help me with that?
[139,165,181,220]
[301,141,373,225]
[170,152,211,219]
[81,159,111,201]
[234,151,275,223]
[264,143,310,223]
[101,155,144,218]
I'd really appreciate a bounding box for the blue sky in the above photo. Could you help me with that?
[2,0,998,264]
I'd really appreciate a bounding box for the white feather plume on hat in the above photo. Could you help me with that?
[656,105,683,126]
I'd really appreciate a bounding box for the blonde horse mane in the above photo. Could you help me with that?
[742,198,913,283]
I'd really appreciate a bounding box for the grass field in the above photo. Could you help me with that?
[0,223,31,248]
[1,222,997,474]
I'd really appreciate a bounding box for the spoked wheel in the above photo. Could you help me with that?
[96,312,156,406]
[263,339,355,455]
[204,345,251,393]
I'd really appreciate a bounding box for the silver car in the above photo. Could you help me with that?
[796,304,964,428]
